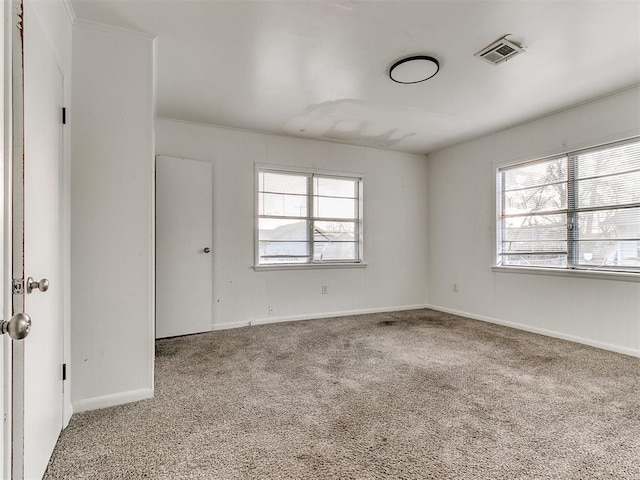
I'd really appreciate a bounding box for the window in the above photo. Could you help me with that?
[256,167,363,266]
[497,137,640,274]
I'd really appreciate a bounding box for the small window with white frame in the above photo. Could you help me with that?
[496,137,640,274]
[256,167,363,266]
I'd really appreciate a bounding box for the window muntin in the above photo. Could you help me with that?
[498,138,640,273]
[257,168,362,266]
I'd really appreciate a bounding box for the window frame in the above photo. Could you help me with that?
[494,137,640,280]
[254,164,365,270]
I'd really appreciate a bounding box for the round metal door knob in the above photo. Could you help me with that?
[203,247,211,254]
[0,312,32,340]
[27,277,49,294]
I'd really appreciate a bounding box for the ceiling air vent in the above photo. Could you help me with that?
[475,37,524,66]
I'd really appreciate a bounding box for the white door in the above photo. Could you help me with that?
[12,4,64,479]
[156,156,213,339]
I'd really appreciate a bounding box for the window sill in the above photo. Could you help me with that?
[253,262,368,272]
[492,265,640,283]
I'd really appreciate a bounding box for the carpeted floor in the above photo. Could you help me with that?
[44,309,640,479]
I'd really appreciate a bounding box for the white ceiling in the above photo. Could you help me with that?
[70,0,640,154]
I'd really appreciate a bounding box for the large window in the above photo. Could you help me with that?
[256,167,363,266]
[497,137,640,273]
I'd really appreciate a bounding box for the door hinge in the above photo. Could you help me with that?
[62,363,67,381]
[12,279,24,295]
[62,107,67,125]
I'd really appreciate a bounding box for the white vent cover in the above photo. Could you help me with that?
[475,37,524,65]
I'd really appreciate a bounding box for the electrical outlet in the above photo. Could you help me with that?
[268,305,274,315]
[452,283,458,293]
[322,285,328,295]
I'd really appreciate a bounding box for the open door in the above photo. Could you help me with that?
[6,1,65,478]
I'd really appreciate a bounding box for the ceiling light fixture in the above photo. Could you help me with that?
[389,55,440,84]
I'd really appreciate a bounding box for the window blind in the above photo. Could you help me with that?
[570,140,640,270]
[500,156,569,268]
[257,169,362,265]
[498,137,640,273]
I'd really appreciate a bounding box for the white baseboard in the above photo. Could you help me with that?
[73,388,154,413]
[425,304,640,358]
[251,304,431,326]
[211,321,251,331]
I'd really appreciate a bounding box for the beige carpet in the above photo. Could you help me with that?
[45,309,640,479]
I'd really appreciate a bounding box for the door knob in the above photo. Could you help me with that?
[0,312,32,340]
[27,277,49,294]
[203,247,211,254]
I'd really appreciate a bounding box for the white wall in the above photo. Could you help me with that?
[156,119,430,329]
[427,87,640,356]
[71,21,155,411]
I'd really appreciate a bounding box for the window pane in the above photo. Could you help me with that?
[503,184,566,215]
[501,213,566,257]
[501,213,566,243]
[503,157,567,191]
[501,240,566,253]
[314,177,357,198]
[259,218,308,241]
[259,192,307,217]
[313,221,357,261]
[260,171,308,194]
[313,242,357,261]
[576,170,640,209]
[576,240,640,269]
[577,207,640,239]
[501,212,566,253]
[501,253,567,268]
[314,196,357,219]
[259,241,309,264]
[500,158,568,268]
[575,141,640,179]
[314,221,355,241]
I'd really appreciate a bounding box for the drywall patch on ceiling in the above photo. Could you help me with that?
[284,99,463,150]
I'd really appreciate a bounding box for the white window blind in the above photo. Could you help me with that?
[257,168,362,266]
[498,137,640,273]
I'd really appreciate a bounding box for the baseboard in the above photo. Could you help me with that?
[211,321,251,331]
[251,304,431,327]
[73,388,154,413]
[426,304,640,358]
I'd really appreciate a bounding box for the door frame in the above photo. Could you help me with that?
[2,1,20,476]
[1,1,11,477]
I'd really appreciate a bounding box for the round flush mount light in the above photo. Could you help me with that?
[389,55,440,84]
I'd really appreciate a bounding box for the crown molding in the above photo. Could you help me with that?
[73,17,156,41]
